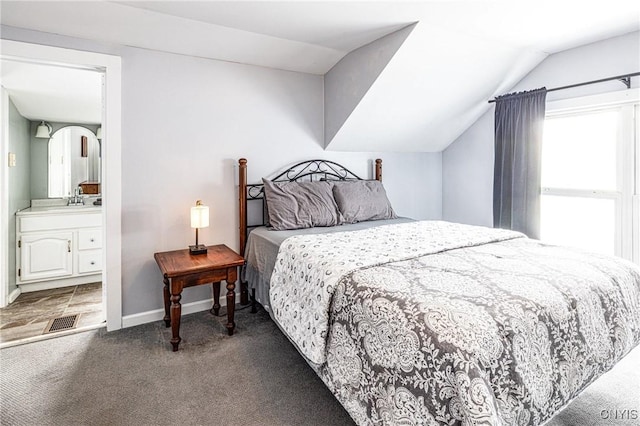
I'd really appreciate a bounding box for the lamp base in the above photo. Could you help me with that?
[189,244,208,255]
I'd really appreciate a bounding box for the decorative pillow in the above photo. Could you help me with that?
[262,179,343,230]
[332,180,397,223]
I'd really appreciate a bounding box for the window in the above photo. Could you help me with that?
[540,90,639,262]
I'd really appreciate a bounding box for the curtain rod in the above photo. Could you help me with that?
[488,71,640,103]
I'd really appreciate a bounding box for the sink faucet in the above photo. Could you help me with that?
[68,187,85,206]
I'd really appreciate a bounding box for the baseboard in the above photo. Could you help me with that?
[18,274,101,293]
[8,287,21,304]
[122,297,221,328]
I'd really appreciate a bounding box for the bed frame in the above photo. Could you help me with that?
[237,158,383,308]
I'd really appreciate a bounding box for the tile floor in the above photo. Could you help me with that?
[0,282,103,344]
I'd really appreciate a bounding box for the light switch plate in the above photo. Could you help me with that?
[8,152,16,167]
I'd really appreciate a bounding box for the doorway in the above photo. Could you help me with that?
[0,40,122,345]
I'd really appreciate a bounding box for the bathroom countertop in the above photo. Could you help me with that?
[17,205,103,216]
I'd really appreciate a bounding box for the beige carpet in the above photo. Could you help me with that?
[546,344,640,426]
[1,307,638,425]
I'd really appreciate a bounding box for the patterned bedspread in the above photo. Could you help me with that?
[269,221,640,425]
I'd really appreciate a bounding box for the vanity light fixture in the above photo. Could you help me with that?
[96,126,102,140]
[189,200,209,255]
[35,121,52,138]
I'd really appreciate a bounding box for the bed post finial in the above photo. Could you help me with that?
[239,158,247,257]
[375,158,382,182]
[238,158,249,306]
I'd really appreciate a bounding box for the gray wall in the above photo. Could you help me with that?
[8,98,30,295]
[324,24,414,147]
[2,26,443,318]
[29,122,100,199]
[442,31,640,226]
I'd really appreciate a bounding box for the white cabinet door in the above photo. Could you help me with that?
[19,232,73,282]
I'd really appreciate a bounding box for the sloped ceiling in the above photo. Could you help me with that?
[324,22,548,151]
[324,24,417,146]
[1,1,639,151]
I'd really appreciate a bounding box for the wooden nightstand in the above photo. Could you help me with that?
[154,244,245,351]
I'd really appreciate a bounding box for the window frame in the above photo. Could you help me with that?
[634,104,640,264]
[543,89,639,262]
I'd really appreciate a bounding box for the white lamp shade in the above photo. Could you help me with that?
[35,121,51,138]
[190,204,209,229]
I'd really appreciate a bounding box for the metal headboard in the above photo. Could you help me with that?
[238,158,382,255]
[237,158,382,306]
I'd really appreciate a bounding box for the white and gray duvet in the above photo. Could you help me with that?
[267,221,640,425]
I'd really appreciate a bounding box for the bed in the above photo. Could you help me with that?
[237,158,640,426]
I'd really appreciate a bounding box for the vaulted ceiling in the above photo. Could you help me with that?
[2,1,639,151]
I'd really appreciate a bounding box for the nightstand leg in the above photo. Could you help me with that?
[226,279,236,336]
[211,281,221,316]
[170,292,182,351]
[163,277,171,327]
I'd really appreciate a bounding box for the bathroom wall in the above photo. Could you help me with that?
[8,98,30,295]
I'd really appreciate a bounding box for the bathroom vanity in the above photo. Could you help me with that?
[16,206,103,292]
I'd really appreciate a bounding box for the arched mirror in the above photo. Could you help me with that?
[48,126,101,197]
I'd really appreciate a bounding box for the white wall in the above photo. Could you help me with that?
[2,26,442,318]
[442,31,640,226]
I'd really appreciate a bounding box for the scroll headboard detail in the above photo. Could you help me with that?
[238,158,383,257]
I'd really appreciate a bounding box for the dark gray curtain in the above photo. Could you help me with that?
[493,88,547,239]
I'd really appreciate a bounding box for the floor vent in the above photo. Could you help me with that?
[44,314,79,334]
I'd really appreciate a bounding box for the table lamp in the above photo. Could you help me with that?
[189,200,209,255]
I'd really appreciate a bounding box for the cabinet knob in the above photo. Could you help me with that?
[68,240,71,253]
[90,238,95,242]
[90,261,96,265]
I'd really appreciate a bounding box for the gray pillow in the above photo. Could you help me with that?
[332,180,397,223]
[262,179,343,230]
